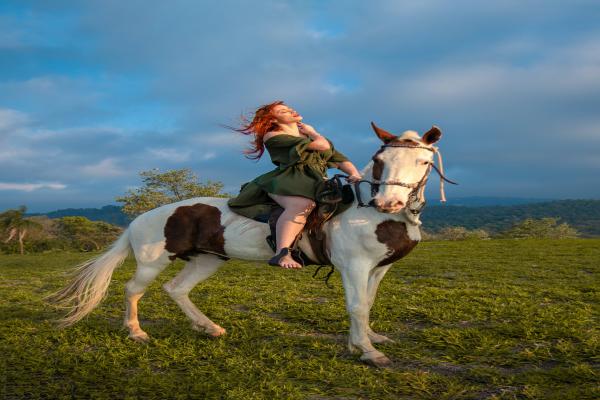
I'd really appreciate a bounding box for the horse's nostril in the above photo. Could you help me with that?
[386,200,403,208]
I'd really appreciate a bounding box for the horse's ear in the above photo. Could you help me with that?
[371,122,396,143]
[422,125,442,145]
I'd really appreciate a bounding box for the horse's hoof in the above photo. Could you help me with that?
[361,353,393,368]
[208,326,227,337]
[129,331,150,342]
[192,324,226,338]
[368,333,395,344]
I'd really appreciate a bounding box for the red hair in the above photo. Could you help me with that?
[231,100,284,160]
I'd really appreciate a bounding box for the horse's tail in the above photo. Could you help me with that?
[46,228,132,327]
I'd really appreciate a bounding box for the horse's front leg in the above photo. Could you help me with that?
[366,264,395,344]
[340,263,392,368]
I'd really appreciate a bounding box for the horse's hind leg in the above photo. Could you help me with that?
[124,260,170,342]
[163,254,226,337]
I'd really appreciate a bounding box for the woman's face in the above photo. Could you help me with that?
[271,104,302,124]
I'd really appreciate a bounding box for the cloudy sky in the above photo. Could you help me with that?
[1,0,599,212]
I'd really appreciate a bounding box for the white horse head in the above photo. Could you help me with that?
[367,122,442,214]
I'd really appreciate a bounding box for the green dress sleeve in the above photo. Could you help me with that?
[263,135,313,169]
[266,134,349,170]
[325,139,349,168]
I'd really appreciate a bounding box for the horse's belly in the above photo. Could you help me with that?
[222,215,274,260]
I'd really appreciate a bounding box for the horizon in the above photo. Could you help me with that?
[1,1,600,211]
[22,196,600,215]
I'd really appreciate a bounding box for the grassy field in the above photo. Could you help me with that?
[0,239,598,399]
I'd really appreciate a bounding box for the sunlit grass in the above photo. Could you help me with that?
[1,239,598,399]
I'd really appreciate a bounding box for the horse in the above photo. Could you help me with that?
[47,122,453,368]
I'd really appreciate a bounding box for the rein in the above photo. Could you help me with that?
[348,142,457,215]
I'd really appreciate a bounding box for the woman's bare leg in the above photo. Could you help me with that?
[268,193,316,269]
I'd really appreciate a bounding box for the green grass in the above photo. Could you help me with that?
[1,239,598,399]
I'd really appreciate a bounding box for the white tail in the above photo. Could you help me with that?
[46,229,131,327]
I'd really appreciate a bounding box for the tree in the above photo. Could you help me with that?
[502,217,578,239]
[116,168,228,217]
[0,206,42,254]
[57,216,122,251]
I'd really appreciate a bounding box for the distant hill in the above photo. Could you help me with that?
[427,196,553,207]
[421,199,600,237]
[28,199,600,237]
[29,205,131,227]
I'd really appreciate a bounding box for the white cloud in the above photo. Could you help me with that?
[0,182,67,191]
[0,108,29,133]
[201,152,216,161]
[0,147,39,162]
[147,147,191,162]
[81,158,125,177]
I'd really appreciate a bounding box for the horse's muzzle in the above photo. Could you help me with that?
[371,198,405,213]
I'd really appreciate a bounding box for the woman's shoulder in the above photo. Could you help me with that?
[263,131,280,143]
[264,131,309,145]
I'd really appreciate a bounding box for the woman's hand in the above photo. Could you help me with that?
[337,161,362,183]
[346,174,362,184]
[298,122,319,138]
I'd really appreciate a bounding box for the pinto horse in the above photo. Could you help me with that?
[48,123,453,367]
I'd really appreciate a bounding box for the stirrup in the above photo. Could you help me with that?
[268,247,304,268]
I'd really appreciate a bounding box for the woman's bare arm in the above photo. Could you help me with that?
[335,161,362,183]
[298,123,331,151]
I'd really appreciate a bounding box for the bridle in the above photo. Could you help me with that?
[349,141,458,216]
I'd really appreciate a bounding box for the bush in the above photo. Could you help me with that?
[0,215,123,254]
[501,217,578,239]
[423,226,490,241]
[56,216,122,251]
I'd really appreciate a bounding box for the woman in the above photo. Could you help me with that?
[227,101,362,270]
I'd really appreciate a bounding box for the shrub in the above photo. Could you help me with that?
[423,226,490,241]
[501,217,578,239]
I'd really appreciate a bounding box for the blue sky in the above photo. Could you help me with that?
[1,0,599,212]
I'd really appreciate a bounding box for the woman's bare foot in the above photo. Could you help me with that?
[269,247,303,269]
[278,253,302,269]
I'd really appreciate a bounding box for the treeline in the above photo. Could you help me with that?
[30,205,132,227]
[422,217,578,241]
[422,199,600,237]
[1,207,122,254]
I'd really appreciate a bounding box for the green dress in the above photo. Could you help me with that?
[227,134,349,220]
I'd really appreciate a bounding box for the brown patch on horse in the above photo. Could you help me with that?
[164,203,229,261]
[375,220,418,267]
[371,147,385,180]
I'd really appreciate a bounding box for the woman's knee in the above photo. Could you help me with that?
[288,198,316,216]
[273,195,315,215]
